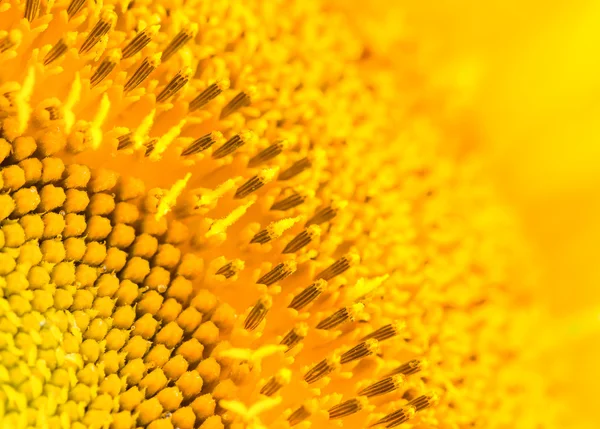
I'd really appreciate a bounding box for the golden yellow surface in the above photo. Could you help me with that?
[333,0,600,426]
[1,0,598,428]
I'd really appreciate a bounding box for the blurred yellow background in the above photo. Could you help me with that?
[330,0,600,426]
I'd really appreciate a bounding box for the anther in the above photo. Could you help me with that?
[278,157,311,181]
[219,89,254,120]
[249,229,271,245]
[361,321,406,342]
[25,0,40,22]
[270,191,309,211]
[156,68,192,103]
[282,225,320,254]
[180,131,223,156]
[407,393,439,412]
[249,216,300,246]
[124,54,161,92]
[256,261,297,286]
[117,133,134,150]
[189,80,229,112]
[44,37,71,66]
[45,105,62,121]
[288,404,312,427]
[340,339,380,364]
[316,302,364,330]
[260,368,291,396]
[144,139,157,157]
[288,279,327,311]
[0,30,21,54]
[90,51,120,88]
[280,323,307,351]
[67,0,86,19]
[328,397,367,419]
[162,24,198,62]
[248,139,288,168]
[234,168,276,199]
[315,252,359,281]
[304,355,340,384]
[244,295,272,331]
[80,11,116,54]
[212,130,254,159]
[306,200,347,227]
[358,375,405,398]
[370,407,415,428]
[386,359,428,377]
[122,25,160,59]
[215,260,244,279]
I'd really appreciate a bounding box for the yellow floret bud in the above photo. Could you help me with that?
[19,214,44,239]
[11,187,40,216]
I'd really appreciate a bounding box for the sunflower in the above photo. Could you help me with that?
[0,0,555,428]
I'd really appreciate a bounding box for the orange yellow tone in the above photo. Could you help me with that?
[333,2,600,427]
[0,0,567,429]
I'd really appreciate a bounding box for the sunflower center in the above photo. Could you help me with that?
[0,135,239,429]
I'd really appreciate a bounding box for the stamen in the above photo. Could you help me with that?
[67,0,86,19]
[288,279,327,311]
[316,302,364,330]
[44,37,70,66]
[212,130,254,159]
[306,200,347,226]
[248,139,288,168]
[361,321,406,342]
[260,368,291,396]
[328,397,367,419]
[161,24,198,62]
[180,131,222,156]
[386,359,428,377]
[90,51,121,88]
[280,323,307,351]
[117,132,134,150]
[0,30,21,54]
[278,157,311,181]
[304,355,340,384]
[244,295,272,331]
[270,191,310,211]
[358,375,405,398]
[215,260,244,279]
[124,54,161,92]
[220,89,254,120]
[189,80,229,112]
[24,0,40,22]
[249,229,271,245]
[407,392,438,412]
[234,168,277,199]
[156,67,192,103]
[370,407,415,428]
[340,339,380,364]
[79,10,117,54]
[315,252,359,281]
[45,104,62,121]
[256,261,297,286]
[144,139,157,157]
[288,405,311,426]
[282,225,321,254]
[121,25,160,59]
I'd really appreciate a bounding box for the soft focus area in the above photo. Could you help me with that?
[331,0,600,426]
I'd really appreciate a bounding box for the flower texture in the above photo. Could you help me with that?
[0,1,551,429]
